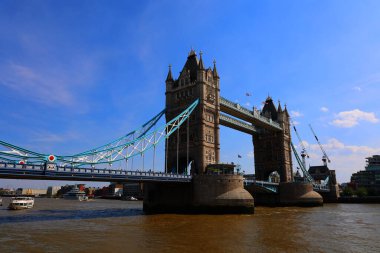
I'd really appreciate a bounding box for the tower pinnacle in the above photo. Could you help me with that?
[166,64,173,82]
[198,51,204,70]
[213,60,219,78]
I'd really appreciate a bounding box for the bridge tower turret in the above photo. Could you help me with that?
[165,50,220,174]
[252,98,293,182]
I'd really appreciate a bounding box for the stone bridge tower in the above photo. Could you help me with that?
[252,97,293,182]
[165,50,220,174]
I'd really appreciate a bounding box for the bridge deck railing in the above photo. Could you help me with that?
[313,184,330,192]
[220,97,282,130]
[219,114,258,134]
[243,179,279,193]
[0,162,191,180]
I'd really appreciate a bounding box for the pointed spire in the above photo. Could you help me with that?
[284,103,289,116]
[277,100,282,112]
[213,59,219,78]
[188,47,196,57]
[198,51,204,70]
[166,64,173,82]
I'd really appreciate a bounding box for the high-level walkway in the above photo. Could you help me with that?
[219,97,282,132]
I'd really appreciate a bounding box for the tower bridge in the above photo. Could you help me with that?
[164,49,293,183]
[0,50,340,212]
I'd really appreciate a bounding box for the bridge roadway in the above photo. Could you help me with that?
[243,179,331,193]
[219,114,258,135]
[219,97,282,132]
[0,162,330,193]
[0,162,191,183]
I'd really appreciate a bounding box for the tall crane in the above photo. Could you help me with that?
[309,124,331,166]
[290,142,314,183]
[290,119,309,170]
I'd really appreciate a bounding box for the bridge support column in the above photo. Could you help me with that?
[279,182,323,206]
[143,182,193,213]
[143,174,254,214]
[192,174,254,213]
[319,184,340,203]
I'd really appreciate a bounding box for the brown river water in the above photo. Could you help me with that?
[0,198,379,253]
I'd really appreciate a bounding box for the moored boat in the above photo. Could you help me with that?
[8,196,34,210]
[63,186,88,201]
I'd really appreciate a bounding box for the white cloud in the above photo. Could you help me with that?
[0,31,101,109]
[331,109,379,128]
[298,138,380,183]
[1,63,74,106]
[350,72,380,89]
[320,107,329,112]
[301,138,380,155]
[245,102,251,107]
[0,58,100,111]
[247,151,254,159]
[296,140,310,149]
[290,110,303,118]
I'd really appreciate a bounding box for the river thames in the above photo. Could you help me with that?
[0,198,379,253]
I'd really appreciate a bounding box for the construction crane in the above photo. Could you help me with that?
[290,142,314,183]
[290,118,309,170]
[309,124,331,166]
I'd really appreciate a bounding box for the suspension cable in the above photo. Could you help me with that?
[0,99,199,167]
[131,133,134,170]
[153,133,156,172]
[165,128,168,173]
[176,125,179,174]
[142,152,145,171]
[186,117,189,175]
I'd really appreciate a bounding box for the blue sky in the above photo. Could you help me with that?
[1,0,379,188]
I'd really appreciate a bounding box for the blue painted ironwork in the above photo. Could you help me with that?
[244,179,279,193]
[0,162,191,183]
[219,113,259,134]
[291,142,314,182]
[291,142,330,192]
[0,99,199,167]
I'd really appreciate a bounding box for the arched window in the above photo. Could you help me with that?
[269,171,280,183]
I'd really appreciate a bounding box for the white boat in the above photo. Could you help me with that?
[8,196,34,210]
[63,186,88,201]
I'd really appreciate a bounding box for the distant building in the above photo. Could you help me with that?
[16,188,47,196]
[0,188,16,195]
[57,184,87,197]
[123,182,143,199]
[109,183,123,197]
[308,165,337,185]
[244,174,256,181]
[47,186,61,198]
[350,155,380,195]
[293,170,303,182]
[85,187,97,197]
[365,155,380,171]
